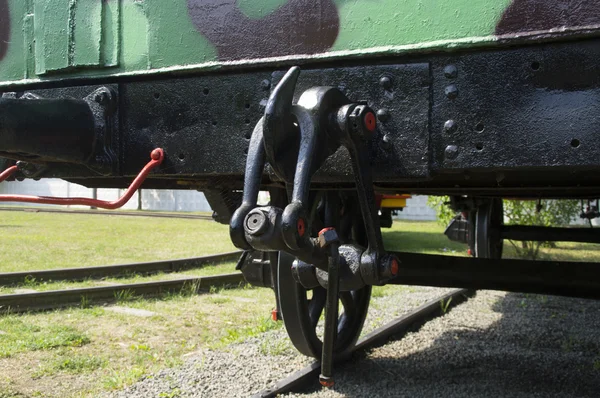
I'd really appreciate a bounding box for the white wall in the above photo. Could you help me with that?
[395,195,437,221]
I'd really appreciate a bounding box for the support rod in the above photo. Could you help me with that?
[501,225,600,244]
[388,252,600,300]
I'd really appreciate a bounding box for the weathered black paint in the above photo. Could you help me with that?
[187,0,339,60]
[0,0,9,61]
[497,0,600,35]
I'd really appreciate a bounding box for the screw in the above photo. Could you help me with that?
[445,85,458,99]
[443,120,457,133]
[261,79,271,91]
[379,76,393,90]
[444,65,458,79]
[445,145,459,160]
[376,109,391,123]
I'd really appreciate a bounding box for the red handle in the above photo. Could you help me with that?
[0,149,164,210]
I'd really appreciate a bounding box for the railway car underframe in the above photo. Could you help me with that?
[2,39,600,382]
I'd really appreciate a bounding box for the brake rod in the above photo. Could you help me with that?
[0,148,164,210]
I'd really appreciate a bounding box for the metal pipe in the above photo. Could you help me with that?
[388,252,600,300]
[501,225,600,243]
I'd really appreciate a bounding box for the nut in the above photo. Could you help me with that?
[317,228,339,249]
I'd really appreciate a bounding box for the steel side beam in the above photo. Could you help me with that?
[501,225,600,244]
[389,252,600,300]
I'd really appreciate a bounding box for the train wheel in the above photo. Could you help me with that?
[474,198,504,259]
[276,193,371,358]
[277,251,371,358]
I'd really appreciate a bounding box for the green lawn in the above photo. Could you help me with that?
[0,212,235,273]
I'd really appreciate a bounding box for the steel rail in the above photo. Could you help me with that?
[253,288,473,397]
[0,206,214,220]
[0,272,245,313]
[0,251,242,287]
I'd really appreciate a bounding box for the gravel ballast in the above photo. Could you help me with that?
[288,290,600,398]
[107,286,451,398]
[109,288,600,397]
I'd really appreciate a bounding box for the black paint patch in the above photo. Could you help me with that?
[0,0,9,61]
[187,0,339,61]
[497,0,600,35]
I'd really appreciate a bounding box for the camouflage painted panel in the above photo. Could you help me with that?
[0,0,599,87]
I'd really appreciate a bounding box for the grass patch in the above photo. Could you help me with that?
[215,317,282,348]
[382,221,468,255]
[0,212,235,273]
[36,354,107,377]
[0,285,278,397]
[0,321,90,358]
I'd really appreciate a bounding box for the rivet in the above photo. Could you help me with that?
[445,85,458,99]
[445,145,459,160]
[443,120,457,133]
[377,109,391,122]
[444,65,458,79]
[379,76,393,90]
[261,79,271,91]
[381,134,392,150]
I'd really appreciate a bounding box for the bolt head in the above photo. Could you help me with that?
[349,105,377,138]
[376,109,391,123]
[445,85,458,99]
[443,120,457,133]
[317,228,339,249]
[379,76,393,90]
[94,91,109,105]
[445,145,459,160]
[261,79,271,91]
[389,257,399,276]
[444,65,458,79]
[381,134,392,150]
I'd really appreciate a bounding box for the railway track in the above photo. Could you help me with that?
[0,251,242,287]
[0,272,245,313]
[0,251,245,313]
[253,288,473,398]
[0,206,214,220]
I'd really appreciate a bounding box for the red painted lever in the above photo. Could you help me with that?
[0,148,164,210]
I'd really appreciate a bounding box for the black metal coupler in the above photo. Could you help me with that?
[0,88,116,174]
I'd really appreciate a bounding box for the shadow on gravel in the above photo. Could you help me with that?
[301,292,600,397]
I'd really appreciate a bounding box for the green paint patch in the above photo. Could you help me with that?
[333,0,512,51]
